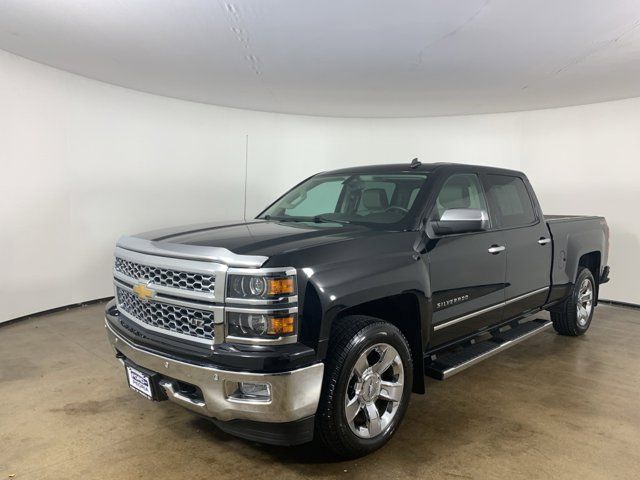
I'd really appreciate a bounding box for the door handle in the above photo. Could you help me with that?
[538,237,551,245]
[488,245,506,254]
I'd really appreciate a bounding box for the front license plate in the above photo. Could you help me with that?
[126,365,153,400]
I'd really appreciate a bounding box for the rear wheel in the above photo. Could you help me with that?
[551,267,596,336]
[315,315,413,458]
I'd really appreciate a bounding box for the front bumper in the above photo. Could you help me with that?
[106,320,324,425]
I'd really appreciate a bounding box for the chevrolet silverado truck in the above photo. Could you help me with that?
[105,161,610,457]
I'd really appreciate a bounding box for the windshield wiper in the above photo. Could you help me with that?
[262,214,350,224]
[313,215,351,224]
[262,215,305,222]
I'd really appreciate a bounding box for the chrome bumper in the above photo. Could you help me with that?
[106,320,324,423]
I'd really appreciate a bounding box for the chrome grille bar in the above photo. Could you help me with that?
[115,286,220,344]
[115,257,215,293]
[114,247,228,302]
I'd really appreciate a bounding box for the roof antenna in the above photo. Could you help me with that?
[410,157,421,169]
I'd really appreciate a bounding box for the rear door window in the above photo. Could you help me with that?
[484,175,537,227]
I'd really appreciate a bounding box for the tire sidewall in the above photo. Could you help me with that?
[571,268,595,334]
[331,323,413,453]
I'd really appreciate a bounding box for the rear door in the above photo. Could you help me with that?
[482,174,551,318]
[428,172,507,346]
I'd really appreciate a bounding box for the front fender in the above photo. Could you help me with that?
[304,250,430,355]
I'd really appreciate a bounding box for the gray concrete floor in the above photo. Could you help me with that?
[1,303,639,480]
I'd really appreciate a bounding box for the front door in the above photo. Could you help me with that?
[427,173,508,346]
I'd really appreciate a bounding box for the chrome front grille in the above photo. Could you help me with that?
[113,247,227,344]
[115,257,215,293]
[116,287,215,341]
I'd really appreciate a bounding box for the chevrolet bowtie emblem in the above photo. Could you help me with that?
[132,283,154,302]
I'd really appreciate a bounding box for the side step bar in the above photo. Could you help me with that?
[425,319,552,380]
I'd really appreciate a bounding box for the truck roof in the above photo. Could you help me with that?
[317,162,526,177]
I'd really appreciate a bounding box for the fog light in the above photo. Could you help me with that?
[240,382,270,398]
[228,381,272,402]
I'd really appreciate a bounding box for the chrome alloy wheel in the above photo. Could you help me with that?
[576,277,594,327]
[344,343,404,439]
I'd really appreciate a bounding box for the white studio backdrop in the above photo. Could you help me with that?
[1,49,638,322]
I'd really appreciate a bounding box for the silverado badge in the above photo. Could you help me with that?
[132,283,155,302]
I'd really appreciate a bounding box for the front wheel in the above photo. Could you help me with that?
[551,267,596,336]
[315,316,413,458]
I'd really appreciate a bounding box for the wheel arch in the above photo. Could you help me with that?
[333,293,426,394]
[578,251,601,304]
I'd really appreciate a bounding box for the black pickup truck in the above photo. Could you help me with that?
[105,161,610,457]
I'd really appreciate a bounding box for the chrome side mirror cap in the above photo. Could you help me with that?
[430,208,489,235]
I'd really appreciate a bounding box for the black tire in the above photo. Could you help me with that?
[551,267,596,336]
[315,315,413,458]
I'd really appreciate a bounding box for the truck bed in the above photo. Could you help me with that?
[545,214,604,223]
[544,214,608,295]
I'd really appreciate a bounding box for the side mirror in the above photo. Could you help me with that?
[430,208,489,235]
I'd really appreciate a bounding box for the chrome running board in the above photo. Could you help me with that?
[426,319,552,380]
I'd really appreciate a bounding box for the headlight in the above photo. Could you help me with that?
[226,311,297,339]
[227,273,296,300]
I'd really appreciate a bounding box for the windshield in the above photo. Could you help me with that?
[258,173,428,225]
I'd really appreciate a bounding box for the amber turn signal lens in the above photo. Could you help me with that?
[267,315,295,335]
[267,277,295,296]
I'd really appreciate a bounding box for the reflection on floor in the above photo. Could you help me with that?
[1,302,639,479]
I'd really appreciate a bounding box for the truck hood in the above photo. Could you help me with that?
[134,220,384,258]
